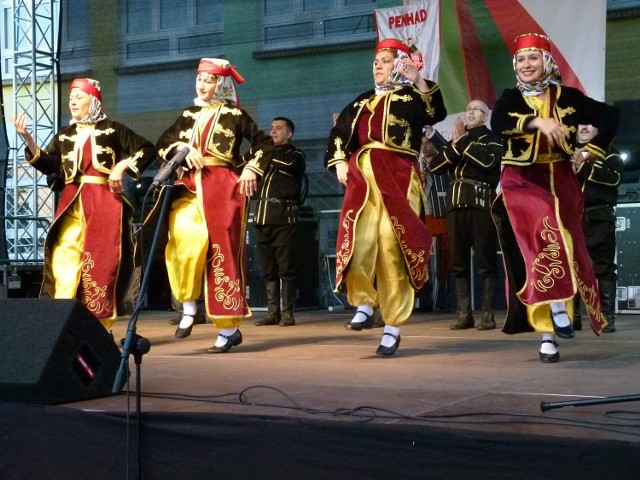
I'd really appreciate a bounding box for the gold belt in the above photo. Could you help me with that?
[202,156,233,167]
[75,175,108,185]
[361,140,393,151]
[535,153,566,164]
[360,141,417,159]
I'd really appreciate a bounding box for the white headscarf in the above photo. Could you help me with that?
[69,78,107,125]
[194,58,244,107]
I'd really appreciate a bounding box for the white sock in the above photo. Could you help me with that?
[380,325,400,347]
[182,300,197,316]
[550,302,571,327]
[540,333,558,354]
[214,327,238,347]
[351,305,374,323]
[178,314,194,329]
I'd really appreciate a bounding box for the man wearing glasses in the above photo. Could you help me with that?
[426,100,503,330]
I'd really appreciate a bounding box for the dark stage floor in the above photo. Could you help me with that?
[69,308,640,440]
[2,308,640,479]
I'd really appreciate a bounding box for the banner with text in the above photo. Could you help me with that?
[375,0,440,82]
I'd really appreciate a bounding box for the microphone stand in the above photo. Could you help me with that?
[541,393,640,412]
[112,172,176,480]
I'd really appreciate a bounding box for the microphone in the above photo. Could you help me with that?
[149,146,190,190]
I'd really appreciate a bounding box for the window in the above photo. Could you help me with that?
[2,1,67,78]
[1,5,12,78]
[607,0,640,11]
[261,0,376,49]
[59,0,91,74]
[121,0,224,65]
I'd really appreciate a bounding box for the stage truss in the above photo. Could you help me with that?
[4,0,58,264]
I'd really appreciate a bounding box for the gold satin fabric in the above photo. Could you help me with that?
[165,191,209,305]
[51,200,85,299]
[345,152,423,326]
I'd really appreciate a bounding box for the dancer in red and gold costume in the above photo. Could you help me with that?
[325,39,447,355]
[491,33,619,362]
[156,58,272,353]
[14,78,155,329]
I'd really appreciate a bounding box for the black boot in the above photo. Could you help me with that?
[476,277,497,330]
[572,293,583,331]
[280,281,296,327]
[254,280,280,326]
[600,279,616,333]
[451,278,474,330]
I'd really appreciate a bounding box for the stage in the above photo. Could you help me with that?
[1,308,639,479]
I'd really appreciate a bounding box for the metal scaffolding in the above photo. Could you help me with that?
[5,0,58,264]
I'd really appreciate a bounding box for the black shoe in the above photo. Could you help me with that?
[573,315,582,331]
[372,309,385,328]
[175,315,195,338]
[279,318,295,327]
[450,311,474,330]
[476,312,496,330]
[345,310,374,331]
[254,317,279,326]
[539,339,560,363]
[450,320,474,330]
[375,333,401,356]
[601,312,615,333]
[551,310,575,339]
[206,329,243,354]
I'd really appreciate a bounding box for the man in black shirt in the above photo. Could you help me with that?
[573,124,624,333]
[428,100,503,330]
[253,117,306,327]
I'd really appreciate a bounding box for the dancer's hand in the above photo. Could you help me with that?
[13,114,38,153]
[335,161,348,187]
[529,118,569,148]
[238,169,258,196]
[108,162,129,193]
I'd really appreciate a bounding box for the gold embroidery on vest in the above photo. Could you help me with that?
[179,128,193,142]
[213,123,235,158]
[387,113,411,148]
[96,145,116,164]
[94,127,115,137]
[390,93,412,103]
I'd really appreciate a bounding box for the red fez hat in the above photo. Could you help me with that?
[70,78,102,102]
[198,59,245,84]
[513,33,551,55]
[375,38,411,56]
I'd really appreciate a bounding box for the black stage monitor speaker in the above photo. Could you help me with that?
[0,299,122,404]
